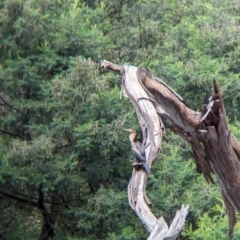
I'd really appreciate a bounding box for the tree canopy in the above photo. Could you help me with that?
[1,0,240,239]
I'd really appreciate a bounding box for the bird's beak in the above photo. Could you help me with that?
[122,128,131,133]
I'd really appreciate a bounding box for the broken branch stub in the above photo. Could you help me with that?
[100,60,189,240]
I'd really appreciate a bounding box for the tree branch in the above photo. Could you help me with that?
[0,95,21,113]
[101,60,189,239]
[0,189,38,207]
[100,59,240,239]
[100,59,122,73]
[0,129,23,138]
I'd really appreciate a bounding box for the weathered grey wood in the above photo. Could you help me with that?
[100,59,240,238]
[147,205,189,240]
[100,60,189,239]
[135,70,240,238]
[123,65,162,232]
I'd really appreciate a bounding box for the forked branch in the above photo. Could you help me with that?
[100,59,240,239]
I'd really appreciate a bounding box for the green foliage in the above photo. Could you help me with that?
[148,132,222,223]
[1,0,240,239]
[104,0,240,114]
[0,201,39,240]
[183,202,240,240]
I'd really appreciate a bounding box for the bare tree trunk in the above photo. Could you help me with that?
[38,187,60,240]
[100,60,240,239]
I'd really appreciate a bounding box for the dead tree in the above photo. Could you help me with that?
[100,60,240,239]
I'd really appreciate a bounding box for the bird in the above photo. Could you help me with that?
[122,128,151,174]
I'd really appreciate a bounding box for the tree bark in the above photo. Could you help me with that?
[100,60,189,240]
[100,60,240,239]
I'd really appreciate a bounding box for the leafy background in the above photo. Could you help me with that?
[1,0,240,239]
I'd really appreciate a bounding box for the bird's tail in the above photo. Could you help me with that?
[143,162,151,175]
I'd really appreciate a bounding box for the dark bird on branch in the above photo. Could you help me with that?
[123,128,151,174]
